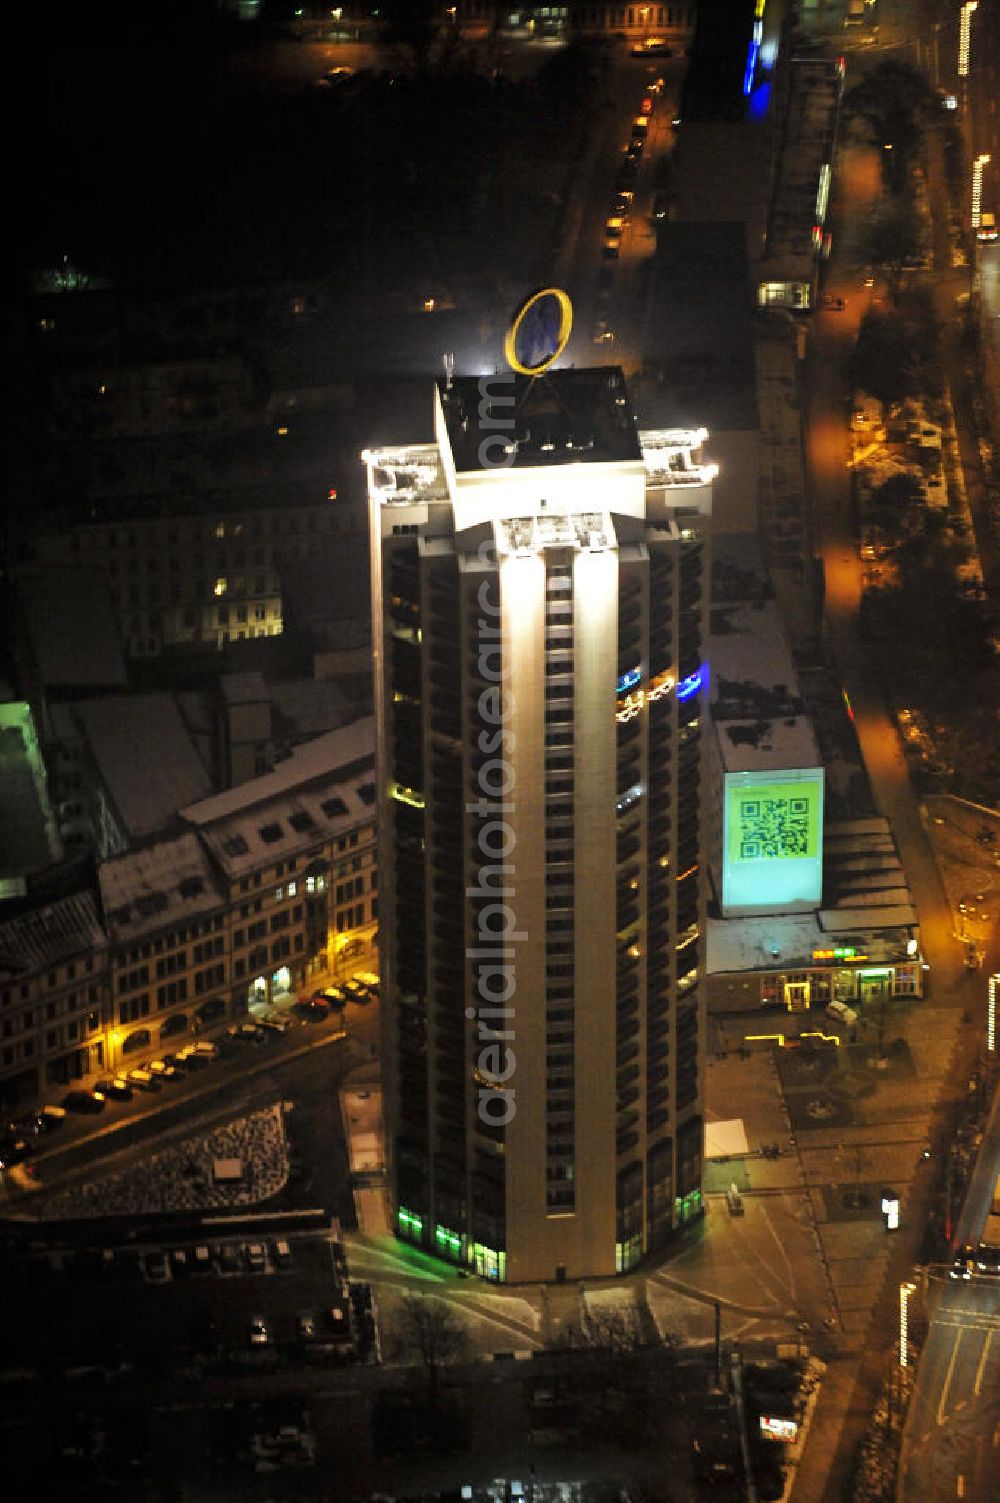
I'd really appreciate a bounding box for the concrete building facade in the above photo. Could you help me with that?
[369,368,713,1283]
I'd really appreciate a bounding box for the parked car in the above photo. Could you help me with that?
[249,1315,271,1346]
[191,1245,213,1274]
[228,1022,266,1043]
[257,1016,294,1033]
[27,1105,67,1135]
[127,1068,161,1092]
[314,65,354,88]
[95,1077,134,1101]
[298,996,330,1018]
[149,1059,182,1081]
[245,1242,267,1273]
[825,1000,858,1026]
[631,36,672,56]
[144,1251,169,1282]
[297,1312,318,1341]
[175,1045,209,1068]
[219,1245,242,1274]
[61,1089,106,1114]
[273,1238,293,1268]
[0,1134,34,1170]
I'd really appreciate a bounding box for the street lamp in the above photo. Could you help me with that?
[972,153,991,232]
[899,1280,917,1368]
[958,0,978,78]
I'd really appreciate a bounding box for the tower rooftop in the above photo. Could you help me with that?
[437,366,642,475]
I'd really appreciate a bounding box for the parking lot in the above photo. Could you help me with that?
[0,1224,376,1373]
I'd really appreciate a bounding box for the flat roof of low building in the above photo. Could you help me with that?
[709,535,820,772]
[643,222,760,433]
[707,909,915,976]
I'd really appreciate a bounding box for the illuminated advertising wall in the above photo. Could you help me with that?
[722,767,824,915]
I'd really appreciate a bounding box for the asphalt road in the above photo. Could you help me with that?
[899,1083,1000,1503]
[2,1001,371,1217]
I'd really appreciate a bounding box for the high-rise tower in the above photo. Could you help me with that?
[367,366,713,1283]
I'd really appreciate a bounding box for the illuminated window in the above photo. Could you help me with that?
[214,522,226,539]
[214,577,227,596]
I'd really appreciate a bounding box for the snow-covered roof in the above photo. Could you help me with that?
[0,891,106,979]
[99,831,224,943]
[706,906,916,977]
[180,718,375,878]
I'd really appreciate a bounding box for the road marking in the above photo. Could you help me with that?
[974,1328,993,1396]
[937,1328,963,1426]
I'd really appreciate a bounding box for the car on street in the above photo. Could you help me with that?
[297,1312,318,1341]
[314,66,354,88]
[144,1251,169,1282]
[298,995,330,1019]
[127,1068,162,1092]
[249,1315,271,1346]
[602,240,620,260]
[0,1134,34,1170]
[23,1105,67,1136]
[61,1089,106,1114]
[605,213,626,239]
[245,1242,267,1273]
[219,1244,242,1274]
[592,317,614,344]
[175,1044,210,1067]
[149,1058,182,1081]
[975,1243,1000,1274]
[825,1000,858,1026]
[95,1077,134,1101]
[950,1244,976,1280]
[631,37,672,56]
[228,1021,267,1043]
[257,1015,294,1034]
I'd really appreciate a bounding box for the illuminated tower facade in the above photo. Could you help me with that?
[367,367,713,1283]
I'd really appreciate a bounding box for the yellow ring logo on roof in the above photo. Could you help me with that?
[504,287,573,376]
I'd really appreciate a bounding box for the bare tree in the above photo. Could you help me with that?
[394,1294,469,1404]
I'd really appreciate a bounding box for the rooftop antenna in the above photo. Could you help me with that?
[443,352,455,390]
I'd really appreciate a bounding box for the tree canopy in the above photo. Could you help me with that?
[842,60,937,191]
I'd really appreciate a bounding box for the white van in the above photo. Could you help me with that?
[825,1000,858,1027]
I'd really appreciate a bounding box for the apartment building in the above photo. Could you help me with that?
[0,720,378,1108]
[369,367,713,1283]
